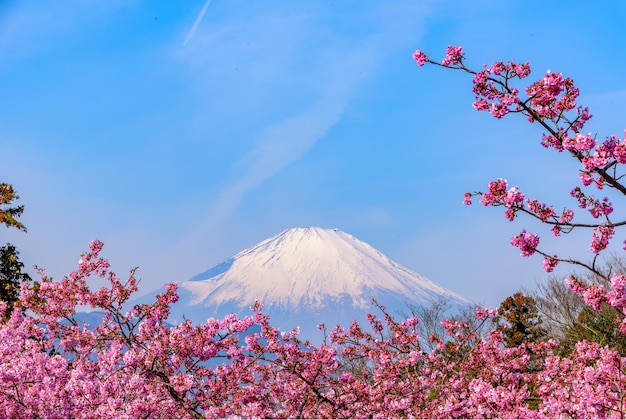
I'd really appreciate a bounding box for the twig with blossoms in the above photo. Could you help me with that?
[414,46,626,280]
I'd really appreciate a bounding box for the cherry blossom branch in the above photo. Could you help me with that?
[414,46,626,276]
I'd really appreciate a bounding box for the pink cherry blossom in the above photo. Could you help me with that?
[510,229,540,256]
[412,50,429,66]
[590,224,614,253]
[560,209,574,224]
[475,307,498,320]
[542,255,559,272]
[441,45,464,66]
[562,133,595,152]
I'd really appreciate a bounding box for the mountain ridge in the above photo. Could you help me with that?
[180,227,467,313]
[125,227,469,340]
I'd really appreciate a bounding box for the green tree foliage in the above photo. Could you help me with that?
[0,244,31,314]
[0,183,26,232]
[564,303,626,356]
[0,182,29,317]
[493,292,547,347]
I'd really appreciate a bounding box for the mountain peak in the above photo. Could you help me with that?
[181,227,466,312]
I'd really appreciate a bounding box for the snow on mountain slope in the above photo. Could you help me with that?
[180,227,467,312]
[126,227,470,341]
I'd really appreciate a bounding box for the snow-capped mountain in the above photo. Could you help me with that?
[153,227,468,340]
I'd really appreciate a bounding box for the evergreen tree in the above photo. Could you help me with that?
[0,244,31,312]
[493,292,547,347]
[0,183,26,232]
[0,182,28,317]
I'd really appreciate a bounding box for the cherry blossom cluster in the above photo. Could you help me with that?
[590,224,615,254]
[416,46,626,277]
[510,229,540,257]
[441,45,464,66]
[542,255,559,273]
[412,50,428,67]
[475,306,498,320]
[524,70,579,120]
[3,241,626,418]
[569,187,613,218]
[471,61,529,118]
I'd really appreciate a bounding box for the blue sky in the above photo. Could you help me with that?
[1,1,625,307]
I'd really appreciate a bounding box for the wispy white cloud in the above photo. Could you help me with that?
[185,43,375,243]
[167,2,432,266]
[157,70,360,284]
[152,3,434,286]
[183,0,212,47]
[203,96,346,229]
